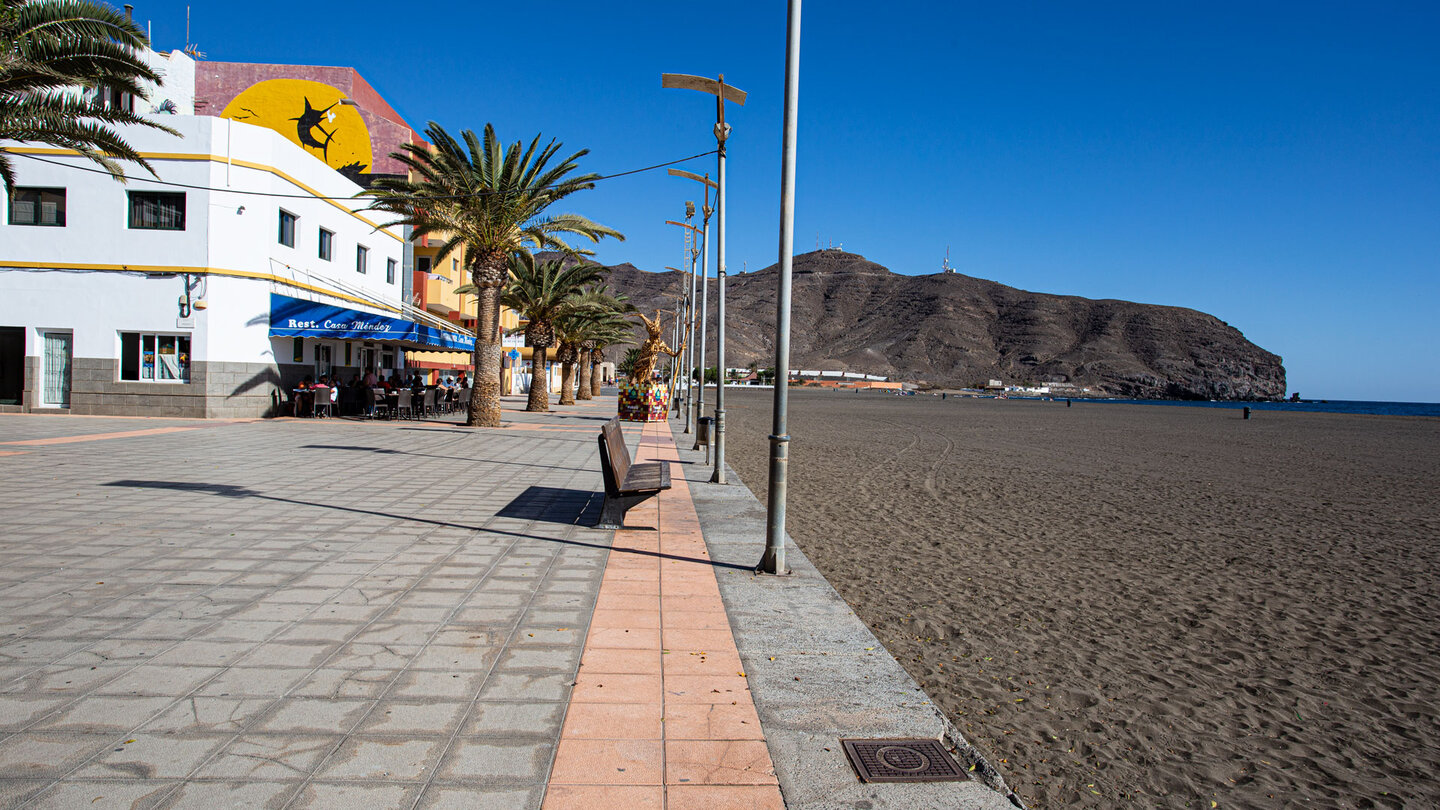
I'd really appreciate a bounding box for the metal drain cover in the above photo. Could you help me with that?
[840,738,969,783]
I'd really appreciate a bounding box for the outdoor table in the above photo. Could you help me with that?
[292,389,315,417]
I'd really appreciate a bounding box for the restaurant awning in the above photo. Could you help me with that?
[268,293,474,352]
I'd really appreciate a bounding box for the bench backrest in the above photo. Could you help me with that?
[599,418,631,493]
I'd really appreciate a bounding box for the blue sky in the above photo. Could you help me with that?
[138,1,1438,401]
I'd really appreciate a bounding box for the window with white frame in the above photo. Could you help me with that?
[119,332,191,382]
[8,187,66,226]
[318,228,333,260]
[356,245,368,274]
[278,209,297,247]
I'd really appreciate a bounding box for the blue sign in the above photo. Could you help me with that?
[268,293,474,351]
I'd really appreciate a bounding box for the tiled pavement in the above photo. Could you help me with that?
[0,400,622,808]
[0,397,1017,810]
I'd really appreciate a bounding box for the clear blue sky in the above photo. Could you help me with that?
[138,1,1438,401]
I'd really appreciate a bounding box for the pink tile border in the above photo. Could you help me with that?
[542,419,783,809]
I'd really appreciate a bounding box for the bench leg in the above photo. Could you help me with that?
[595,491,661,530]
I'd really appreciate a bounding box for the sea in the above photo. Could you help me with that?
[1073,398,1440,418]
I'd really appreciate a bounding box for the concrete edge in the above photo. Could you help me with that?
[663,420,1024,810]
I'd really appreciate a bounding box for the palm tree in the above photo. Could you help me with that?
[553,314,582,406]
[587,320,633,397]
[617,347,642,381]
[365,123,622,427]
[552,305,622,406]
[562,285,633,401]
[0,0,179,190]
[499,252,602,412]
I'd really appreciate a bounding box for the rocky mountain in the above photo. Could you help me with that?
[561,249,1286,400]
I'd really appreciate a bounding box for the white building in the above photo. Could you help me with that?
[0,55,469,417]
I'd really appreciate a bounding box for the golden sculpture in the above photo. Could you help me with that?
[630,310,681,385]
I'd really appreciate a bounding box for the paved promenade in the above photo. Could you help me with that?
[0,397,1013,809]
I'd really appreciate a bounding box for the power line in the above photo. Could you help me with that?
[12,148,719,204]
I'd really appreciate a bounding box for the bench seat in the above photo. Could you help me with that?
[596,417,671,529]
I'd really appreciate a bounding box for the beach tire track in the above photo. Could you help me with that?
[921,427,955,501]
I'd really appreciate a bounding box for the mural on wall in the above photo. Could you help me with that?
[220,79,374,184]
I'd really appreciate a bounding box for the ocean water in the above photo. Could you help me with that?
[1076,398,1440,418]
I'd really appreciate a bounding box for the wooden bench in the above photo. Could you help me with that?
[596,417,671,529]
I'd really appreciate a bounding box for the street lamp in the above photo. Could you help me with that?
[668,168,716,452]
[662,71,747,485]
[759,1,801,575]
[665,217,701,433]
[660,274,687,412]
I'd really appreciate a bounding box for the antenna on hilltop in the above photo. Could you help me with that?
[942,246,956,274]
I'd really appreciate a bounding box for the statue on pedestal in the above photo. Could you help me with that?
[618,310,681,422]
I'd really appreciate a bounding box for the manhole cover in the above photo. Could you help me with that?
[840,738,969,783]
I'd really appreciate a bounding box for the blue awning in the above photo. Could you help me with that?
[268,293,474,352]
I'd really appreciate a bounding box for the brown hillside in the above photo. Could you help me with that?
[549,249,1286,400]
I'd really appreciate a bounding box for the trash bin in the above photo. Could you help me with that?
[697,416,714,448]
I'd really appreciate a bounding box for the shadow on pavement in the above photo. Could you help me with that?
[102,479,750,571]
[498,486,602,526]
[296,444,590,474]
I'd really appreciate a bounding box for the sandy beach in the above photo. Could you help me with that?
[714,388,1439,809]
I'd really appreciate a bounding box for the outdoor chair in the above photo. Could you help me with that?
[395,389,413,420]
[312,388,335,418]
[372,389,389,419]
[422,389,437,418]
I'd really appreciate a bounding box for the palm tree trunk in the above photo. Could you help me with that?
[559,361,577,405]
[469,282,503,427]
[527,344,549,412]
[590,350,604,396]
[577,354,593,401]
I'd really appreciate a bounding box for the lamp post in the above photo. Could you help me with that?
[662,72,747,485]
[665,217,701,433]
[759,0,801,575]
[668,169,717,452]
[662,273,686,414]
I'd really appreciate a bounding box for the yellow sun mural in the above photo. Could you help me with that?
[220,79,374,179]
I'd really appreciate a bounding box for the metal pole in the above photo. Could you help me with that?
[660,73,746,467]
[693,190,711,451]
[711,100,730,484]
[684,237,698,434]
[760,0,801,575]
[672,287,682,416]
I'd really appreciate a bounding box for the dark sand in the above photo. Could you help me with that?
[715,388,1439,809]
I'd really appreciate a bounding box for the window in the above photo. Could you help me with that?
[356,245,368,274]
[119,332,191,382]
[96,86,133,113]
[292,337,304,363]
[128,192,185,230]
[386,258,396,284]
[451,258,458,279]
[318,228,333,261]
[278,210,297,247]
[8,187,66,226]
[417,256,432,275]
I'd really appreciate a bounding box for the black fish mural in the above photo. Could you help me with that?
[291,98,337,161]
